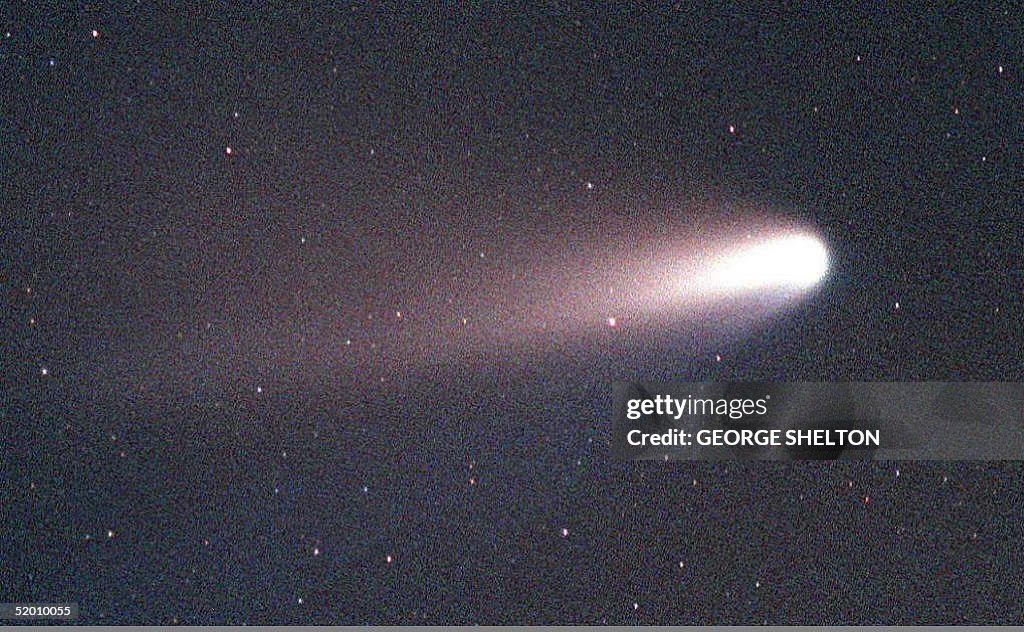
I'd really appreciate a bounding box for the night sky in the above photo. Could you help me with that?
[5,3,1024,625]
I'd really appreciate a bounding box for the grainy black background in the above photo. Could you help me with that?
[5,3,1023,624]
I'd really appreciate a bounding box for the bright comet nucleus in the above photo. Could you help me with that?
[698,233,830,293]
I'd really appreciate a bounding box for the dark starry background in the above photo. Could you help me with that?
[5,2,1024,625]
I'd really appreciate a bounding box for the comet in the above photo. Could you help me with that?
[628,229,831,321]
[694,233,830,294]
